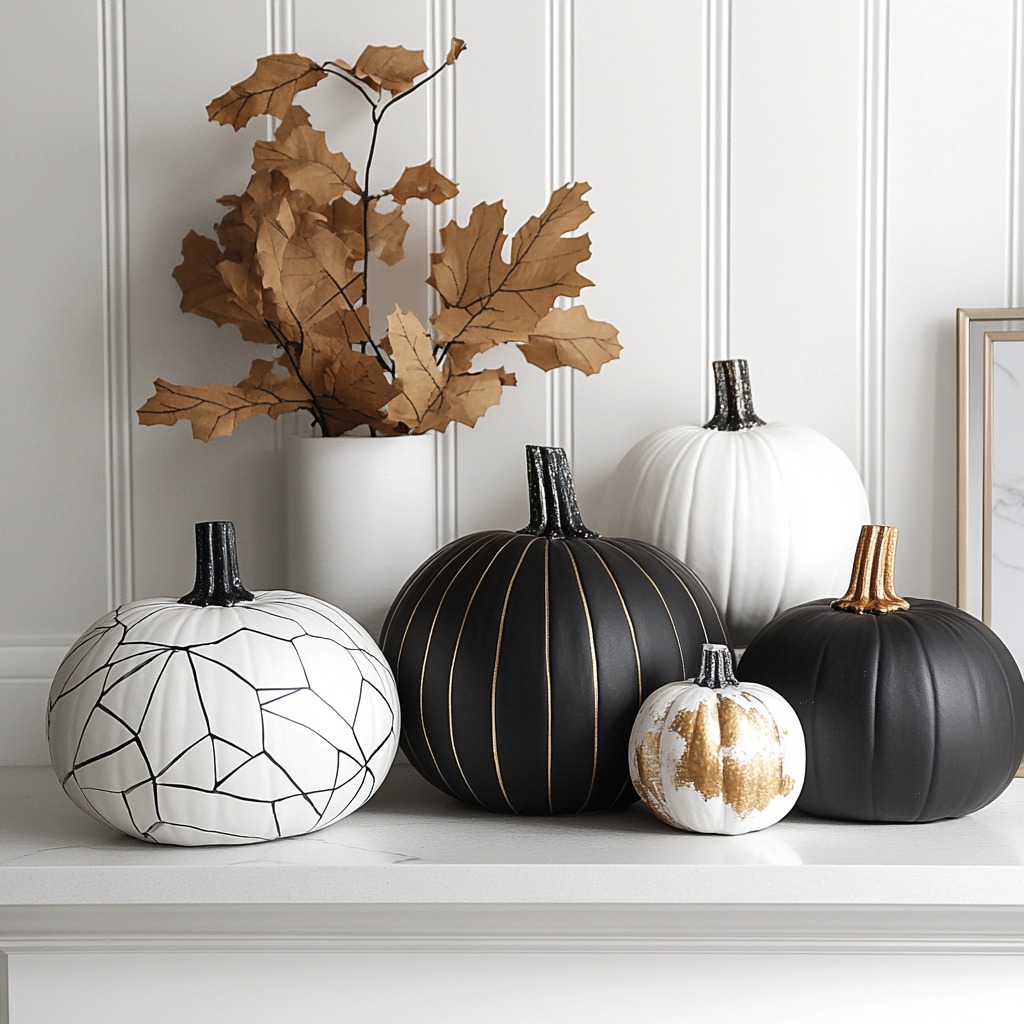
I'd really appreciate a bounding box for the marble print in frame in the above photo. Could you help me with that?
[956,309,1024,776]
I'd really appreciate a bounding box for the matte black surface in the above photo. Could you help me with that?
[380,447,729,815]
[739,599,1024,823]
[381,532,729,814]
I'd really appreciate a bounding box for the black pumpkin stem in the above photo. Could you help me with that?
[703,359,767,431]
[519,446,598,540]
[696,643,739,689]
[831,524,910,614]
[179,521,255,607]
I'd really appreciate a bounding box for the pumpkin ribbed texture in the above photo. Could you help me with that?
[381,446,729,814]
[739,525,1024,822]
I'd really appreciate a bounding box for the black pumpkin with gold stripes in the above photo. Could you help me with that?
[380,445,730,814]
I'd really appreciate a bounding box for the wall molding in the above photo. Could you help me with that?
[99,0,133,608]
[266,0,294,54]
[858,0,890,521]
[546,0,575,460]
[428,0,458,547]
[702,0,732,419]
[1010,0,1024,307]
[0,644,67,766]
[4,903,1024,956]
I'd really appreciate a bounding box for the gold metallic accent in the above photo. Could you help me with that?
[565,545,600,811]
[490,539,537,813]
[585,545,643,706]
[669,697,796,817]
[412,535,501,792]
[955,308,1024,616]
[597,540,685,676]
[633,711,675,826]
[832,524,910,614]
[446,535,521,806]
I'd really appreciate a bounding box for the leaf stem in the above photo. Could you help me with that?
[266,321,331,436]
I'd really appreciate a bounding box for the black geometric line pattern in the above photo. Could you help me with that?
[47,591,400,846]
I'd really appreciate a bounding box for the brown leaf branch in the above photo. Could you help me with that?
[142,36,619,442]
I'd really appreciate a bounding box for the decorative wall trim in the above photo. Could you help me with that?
[98,0,133,608]
[1010,0,1024,307]
[4,903,1024,956]
[858,0,890,521]
[546,0,575,460]
[702,0,732,419]
[267,0,294,54]
[428,0,458,547]
[0,645,68,764]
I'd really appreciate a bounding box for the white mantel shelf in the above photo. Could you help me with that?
[1,764,1024,909]
[3,767,1024,1022]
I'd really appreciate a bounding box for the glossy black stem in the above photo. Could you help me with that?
[696,643,740,689]
[519,446,598,540]
[178,522,255,607]
[703,358,767,431]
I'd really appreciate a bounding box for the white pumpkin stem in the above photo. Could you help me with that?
[179,522,255,607]
[831,524,910,614]
[519,446,598,540]
[696,643,739,689]
[704,359,767,431]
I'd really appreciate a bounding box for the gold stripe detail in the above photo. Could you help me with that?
[447,535,522,806]
[392,534,495,667]
[632,542,715,644]
[597,540,685,676]
[586,544,643,707]
[490,539,538,813]
[417,535,510,794]
[564,544,600,812]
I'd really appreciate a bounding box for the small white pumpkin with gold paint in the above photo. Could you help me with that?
[629,644,805,835]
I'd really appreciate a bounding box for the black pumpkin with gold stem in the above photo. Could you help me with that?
[739,525,1024,822]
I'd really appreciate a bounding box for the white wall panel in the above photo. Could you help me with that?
[0,3,107,636]
[128,0,282,598]
[5,0,1024,761]
[886,0,1014,599]
[447,0,551,535]
[574,0,706,518]
[730,0,863,464]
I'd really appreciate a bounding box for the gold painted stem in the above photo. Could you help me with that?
[831,525,910,614]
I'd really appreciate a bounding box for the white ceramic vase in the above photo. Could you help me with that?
[286,434,437,640]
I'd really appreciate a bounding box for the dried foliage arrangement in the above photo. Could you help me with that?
[138,39,621,440]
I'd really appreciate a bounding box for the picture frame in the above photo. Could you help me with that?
[956,309,1024,776]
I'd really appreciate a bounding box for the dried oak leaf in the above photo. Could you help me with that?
[137,360,311,442]
[446,38,467,65]
[297,334,399,436]
[252,108,361,206]
[428,183,594,370]
[207,54,326,130]
[246,176,368,347]
[333,45,427,97]
[383,307,514,434]
[173,230,276,345]
[519,305,621,374]
[323,196,409,267]
[387,161,458,205]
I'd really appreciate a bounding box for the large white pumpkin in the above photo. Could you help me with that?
[629,644,805,835]
[47,522,400,846]
[600,359,870,646]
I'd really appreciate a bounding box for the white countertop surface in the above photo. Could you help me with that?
[1,765,1022,908]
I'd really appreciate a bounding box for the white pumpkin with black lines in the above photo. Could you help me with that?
[47,522,400,846]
